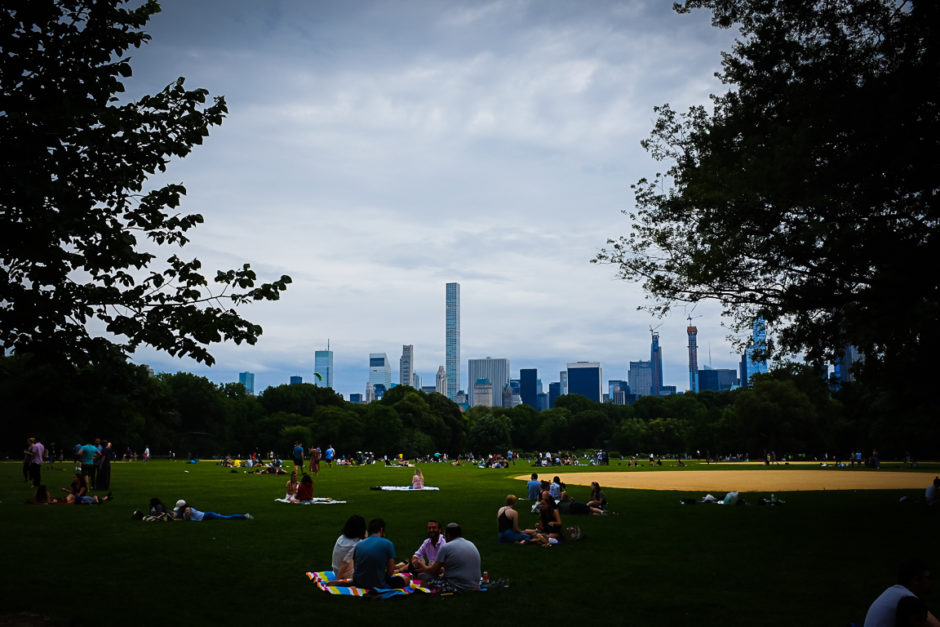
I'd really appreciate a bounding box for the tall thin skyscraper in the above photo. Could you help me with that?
[687,325,699,393]
[650,331,663,396]
[435,365,446,395]
[559,371,568,396]
[400,344,414,388]
[315,342,334,388]
[445,282,460,400]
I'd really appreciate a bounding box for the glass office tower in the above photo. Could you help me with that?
[445,282,460,400]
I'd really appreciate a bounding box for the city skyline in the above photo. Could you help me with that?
[121,1,748,397]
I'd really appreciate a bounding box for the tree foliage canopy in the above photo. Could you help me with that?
[0,0,290,366]
[596,1,938,402]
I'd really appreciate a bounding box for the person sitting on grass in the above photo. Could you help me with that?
[331,515,366,580]
[285,470,299,501]
[538,490,563,542]
[863,558,939,627]
[549,476,563,500]
[61,473,111,504]
[413,522,482,592]
[396,519,447,577]
[175,500,252,521]
[352,518,407,589]
[586,481,607,511]
[295,474,314,503]
[925,477,940,508]
[411,467,425,490]
[526,473,540,500]
[497,495,536,543]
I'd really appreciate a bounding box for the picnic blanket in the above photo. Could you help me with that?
[306,570,433,598]
[370,486,440,491]
[274,497,348,504]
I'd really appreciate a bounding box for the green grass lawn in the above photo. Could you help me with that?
[2,459,938,625]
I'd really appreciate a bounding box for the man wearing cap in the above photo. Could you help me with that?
[414,522,481,592]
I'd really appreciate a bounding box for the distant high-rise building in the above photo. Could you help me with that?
[373,383,387,400]
[400,345,414,388]
[238,372,255,395]
[445,282,460,400]
[629,360,653,397]
[650,331,663,396]
[687,325,699,393]
[349,393,363,403]
[289,376,303,385]
[520,368,537,409]
[559,371,568,396]
[548,382,561,408]
[421,385,437,395]
[315,344,334,388]
[471,379,495,407]
[742,317,768,386]
[833,344,863,385]
[413,373,422,389]
[608,380,629,405]
[369,353,391,390]
[435,366,447,395]
[467,357,510,407]
[566,362,602,403]
[698,366,739,392]
[537,392,548,411]
[365,382,375,403]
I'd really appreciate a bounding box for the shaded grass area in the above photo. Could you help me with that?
[2,460,939,625]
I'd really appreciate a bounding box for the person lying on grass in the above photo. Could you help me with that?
[174,500,252,521]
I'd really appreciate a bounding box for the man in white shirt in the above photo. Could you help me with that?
[864,559,939,627]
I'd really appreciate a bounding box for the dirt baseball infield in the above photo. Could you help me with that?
[516,469,937,492]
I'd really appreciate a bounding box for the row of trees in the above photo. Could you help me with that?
[2,355,932,460]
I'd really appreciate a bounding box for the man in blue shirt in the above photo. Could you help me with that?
[526,473,540,500]
[292,442,304,469]
[80,440,98,488]
[353,518,406,589]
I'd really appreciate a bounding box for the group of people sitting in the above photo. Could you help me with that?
[329,515,482,593]
[26,474,113,505]
[132,498,253,521]
[496,475,608,545]
[282,470,315,502]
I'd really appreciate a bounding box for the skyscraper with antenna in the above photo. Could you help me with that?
[650,327,663,396]
[687,323,699,393]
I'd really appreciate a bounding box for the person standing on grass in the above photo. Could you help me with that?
[79,440,98,489]
[27,437,45,487]
[352,518,407,588]
[864,559,939,627]
[96,441,114,491]
[291,441,303,469]
[309,446,321,475]
[325,444,335,468]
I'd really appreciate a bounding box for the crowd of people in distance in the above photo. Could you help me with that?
[329,515,482,593]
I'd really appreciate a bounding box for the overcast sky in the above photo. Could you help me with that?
[122,0,746,398]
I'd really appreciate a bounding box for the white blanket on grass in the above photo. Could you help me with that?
[274,497,347,504]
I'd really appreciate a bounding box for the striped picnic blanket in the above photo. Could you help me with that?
[371,486,440,491]
[305,571,433,598]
